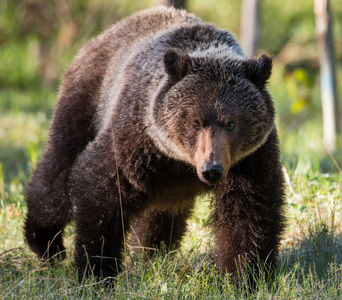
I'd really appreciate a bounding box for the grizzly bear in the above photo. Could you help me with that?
[24,6,286,282]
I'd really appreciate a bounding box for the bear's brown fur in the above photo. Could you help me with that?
[24,6,286,283]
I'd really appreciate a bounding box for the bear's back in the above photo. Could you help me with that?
[98,6,201,62]
[60,7,200,122]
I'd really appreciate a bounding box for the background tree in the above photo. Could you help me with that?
[314,0,339,152]
[159,0,187,9]
[240,0,260,57]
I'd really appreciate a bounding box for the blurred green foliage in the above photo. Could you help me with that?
[286,68,312,114]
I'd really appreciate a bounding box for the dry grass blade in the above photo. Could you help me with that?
[323,141,342,175]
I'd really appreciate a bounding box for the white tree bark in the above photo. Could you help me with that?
[240,0,260,58]
[158,0,186,9]
[314,0,339,152]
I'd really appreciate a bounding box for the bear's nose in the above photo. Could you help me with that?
[201,163,224,184]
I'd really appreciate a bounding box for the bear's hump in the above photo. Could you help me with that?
[155,23,246,60]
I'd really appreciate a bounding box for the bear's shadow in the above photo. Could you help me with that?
[278,223,342,281]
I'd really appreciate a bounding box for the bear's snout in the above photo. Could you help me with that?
[200,162,224,184]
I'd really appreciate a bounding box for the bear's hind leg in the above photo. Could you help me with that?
[24,218,66,262]
[131,208,193,257]
[24,166,73,262]
[24,102,97,260]
[24,37,111,261]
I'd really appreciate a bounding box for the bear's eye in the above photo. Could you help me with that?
[226,122,235,131]
[193,120,201,130]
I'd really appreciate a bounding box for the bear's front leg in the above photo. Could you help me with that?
[213,132,286,283]
[70,136,146,281]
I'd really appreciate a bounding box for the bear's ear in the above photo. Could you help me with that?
[164,49,190,81]
[244,54,272,87]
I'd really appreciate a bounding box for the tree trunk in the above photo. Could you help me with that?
[314,0,339,152]
[240,0,260,57]
[158,0,187,9]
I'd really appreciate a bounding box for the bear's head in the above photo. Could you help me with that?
[151,49,275,185]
